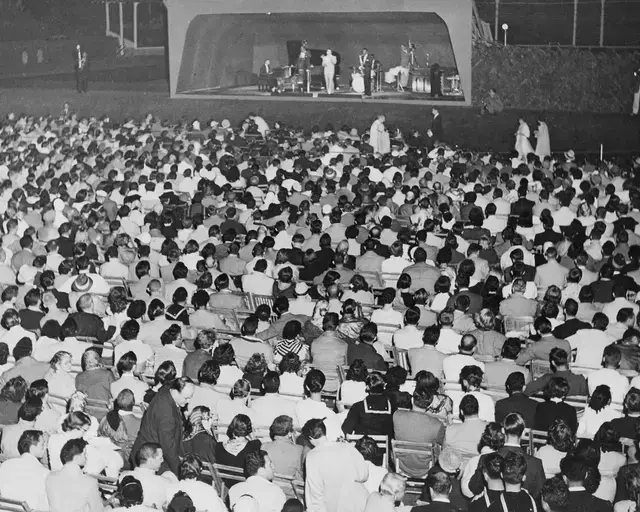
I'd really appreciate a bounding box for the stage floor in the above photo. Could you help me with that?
[179,84,466,103]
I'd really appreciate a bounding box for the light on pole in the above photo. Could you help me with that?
[502,23,509,46]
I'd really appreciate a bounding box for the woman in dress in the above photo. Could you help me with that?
[322,49,337,95]
[535,119,551,158]
[369,115,390,155]
[514,118,534,160]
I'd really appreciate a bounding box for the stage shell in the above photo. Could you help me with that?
[164,0,473,106]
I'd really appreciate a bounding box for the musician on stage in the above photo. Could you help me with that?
[321,49,337,95]
[75,47,89,94]
[297,41,311,92]
[259,59,277,92]
[370,54,381,93]
[359,48,372,98]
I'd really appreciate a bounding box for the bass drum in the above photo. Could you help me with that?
[352,73,365,94]
[411,76,431,94]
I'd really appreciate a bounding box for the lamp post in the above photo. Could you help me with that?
[502,23,509,45]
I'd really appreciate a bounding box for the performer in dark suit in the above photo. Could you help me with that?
[430,62,443,98]
[297,41,311,92]
[359,48,372,98]
[75,48,89,94]
[427,107,444,147]
[130,377,195,475]
[259,59,277,91]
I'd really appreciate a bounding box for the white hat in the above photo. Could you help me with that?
[17,265,38,284]
[137,232,151,245]
[564,150,575,161]
[295,282,309,295]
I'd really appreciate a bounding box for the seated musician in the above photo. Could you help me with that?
[259,59,277,90]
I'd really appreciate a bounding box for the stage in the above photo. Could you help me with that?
[179,83,466,103]
[165,2,473,106]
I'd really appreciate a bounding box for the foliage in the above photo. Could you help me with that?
[472,43,640,113]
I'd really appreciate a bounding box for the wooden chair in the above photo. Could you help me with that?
[309,364,342,394]
[346,434,389,468]
[0,496,31,512]
[249,294,275,311]
[521,428,548,455]
[503,316,534,337]
[290,480,305,503]
[355,271,382,288]
[88,473,118,497]
[393,346,410,372]
[378,272,402,288]
[377,322,402,352]
[390,440,439,479]
[211,463,246,502]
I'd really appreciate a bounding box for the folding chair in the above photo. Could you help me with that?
[211,463,246,502]
[390,440,439,479]
[522,428,548,455]
[503,316,534,338]
[0,496,31,512]
[88,473,118,498]
[346,434,389,468]
[393,346,410,372]
[290,480,305,503]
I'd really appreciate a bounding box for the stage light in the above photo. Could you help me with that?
[502,23,509,46]
[502,23,508,30]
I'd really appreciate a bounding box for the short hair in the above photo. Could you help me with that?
[134,442,162,466]
[541,476,570,512]
[425,470,452,496]
[559,455,588,483]
[589,384,612,412]
[213,344,235,366]
[503,412,526,437]
[594,421,620,453]
[354,435,380,463]
[379,472,406,500]
[244,449,269,477]
[198,360,221,385]
[18,397,43,422]
[459,365,484,390]
[623,387,640,414]
[502,451,527,485]
[460,334,478,352]
[549,347,569,368]
[482,452,504,480]
[365,372,386,394]
[505,371,526,394]
[544,377,570,400]
[304,369,326,395]
[0,376,27,402]
[422,325,440,346]
[116,351,137,375]
[602,344,621,368]
[60,437,88,464]
[18,429,43,455]
[195,329,216,350]
[120,319,140,340]
[178,455,202,480]
[261,370,280,393]
[302,418,326,440]
[548,419,575,452]
[460,394,479,418]
[269,415,294,440]
[592,312,609,331]
[227,413,253,439]
[404,307,420,326]
[81,348,102,371]
[359,322,378,344]
[501,338,522,360]
[412,387,434,410]
[115,389,135,412]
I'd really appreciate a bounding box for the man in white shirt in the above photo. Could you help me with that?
[114,320,154,373]
[187,360,230,414]
[0,398,41,458]
[587,344,629,404]
[229,450,286,512]
[251,372,296,428]
[242,259,275,296]
[567,313,616,369]
[602,285,640,324]
[120,443,177,509]
[46,438,104,512]
[392,308,424,351]
[435,310,462,355]
[0,429,50,511]
[304,419,369,512]
[442,334,485,383]
[111,352,149,405]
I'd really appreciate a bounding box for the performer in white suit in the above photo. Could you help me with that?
[322,50,337,95]
[514,118,534,160]
[369,115,390,155]
[534,120,551,158]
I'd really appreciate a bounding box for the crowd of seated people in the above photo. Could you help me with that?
[0,109,639,512]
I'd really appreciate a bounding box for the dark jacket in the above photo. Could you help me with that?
[341,394,394,438]
[182,350,212,381]
[552,318,592,340]
[567,489,612,512]
[469,445,545,498]
[68,311,115,344]
[495,393,537,428]
[533,400,578,433]
[346,343,388,371]
[131,386,185,475]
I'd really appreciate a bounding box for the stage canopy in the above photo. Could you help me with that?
[164,0,473,105]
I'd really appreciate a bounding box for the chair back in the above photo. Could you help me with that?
[346,434,389,468]
[391,439,439,479]
[0,497,31,512]
[503,316,534,337]
[522,428,548,455]
[290,479,305,504]
[249,294,275,311]
[88,473,118,497]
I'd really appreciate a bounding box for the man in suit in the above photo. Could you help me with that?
[534,246,569,299]
[403,247,441,293]
[499,279,538,318]
[524,347,588,397]
[75,50,89,94]
[359,48,372,98]
[355,238,385,274]
[131,377,195,476]
[427,107,443,147]
[412,470,456,512]
[495,372,537,428]
[408,325,447,379]
[347,322,388,371]
[68,294,116,344]
[310,313,348,371]
[485,339,530,390]
[561,455,613,512]
[510,186,535,228]
[468,412,545,498]
[515,317,571,366]
[261,415,304,479]
[552,299,592,340]
[259,59,277,91]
